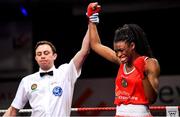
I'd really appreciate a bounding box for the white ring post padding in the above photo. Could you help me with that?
[166,106,179,117]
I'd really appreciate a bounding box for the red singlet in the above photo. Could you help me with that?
[114,56,149,105]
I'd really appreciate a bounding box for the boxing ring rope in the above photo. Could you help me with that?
[0,106,180,113]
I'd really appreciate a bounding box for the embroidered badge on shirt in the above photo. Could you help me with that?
[31,84,37,90]
[53,86,62,96]
[121,78,128,87]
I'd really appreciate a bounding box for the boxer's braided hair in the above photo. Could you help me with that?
[113,24,153,57]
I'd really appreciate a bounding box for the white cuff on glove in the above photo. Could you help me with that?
[89,13,99,24]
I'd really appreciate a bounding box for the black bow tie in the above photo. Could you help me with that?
[40,71,53,77]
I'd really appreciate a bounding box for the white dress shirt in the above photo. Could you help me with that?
[11,59,81,117]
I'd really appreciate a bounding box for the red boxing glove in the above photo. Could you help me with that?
[133,56,147,79]
[87,2,101,17]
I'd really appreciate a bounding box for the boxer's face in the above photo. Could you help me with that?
[114,41,135,64]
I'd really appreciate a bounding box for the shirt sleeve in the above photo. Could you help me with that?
[11,78,28,109]
[58,59,81,84]
[70,59,81,79]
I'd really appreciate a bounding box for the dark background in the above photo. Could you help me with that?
[1,0,180,79]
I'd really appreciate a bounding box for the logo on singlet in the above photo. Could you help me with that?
[53,86,63,96]
[121,78,128,87]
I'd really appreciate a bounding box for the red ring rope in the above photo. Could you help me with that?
[0,106,179,113]
[72,106,180,111]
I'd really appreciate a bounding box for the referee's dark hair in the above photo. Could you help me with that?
[35,40,57,54]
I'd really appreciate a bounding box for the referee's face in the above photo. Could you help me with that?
[35,44,57,71]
